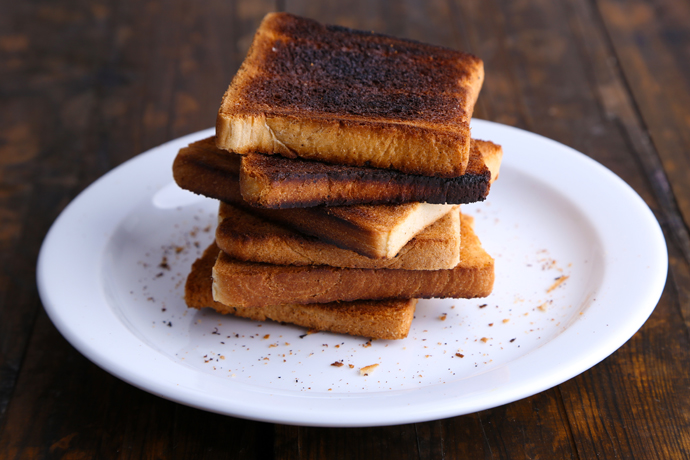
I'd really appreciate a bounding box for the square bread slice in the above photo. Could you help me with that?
[186,242,417,340]
[174,136,502,208]
[216,12,484,177]
[216,203,461,270]
[240,139,503,208]
[212,213,494,307]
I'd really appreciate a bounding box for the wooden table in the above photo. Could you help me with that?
[2,0,689,458]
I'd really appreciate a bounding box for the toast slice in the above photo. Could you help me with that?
[216,12,484,177]
[186,242,417,340]
[216,203,461,270]
[173,138,456,259]
[174,136,502,208]
[240,139,503,208]
[212,213,493,307]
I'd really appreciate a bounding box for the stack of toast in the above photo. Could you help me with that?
[176,12,503,340]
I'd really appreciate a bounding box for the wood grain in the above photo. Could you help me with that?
[0,0,116,422]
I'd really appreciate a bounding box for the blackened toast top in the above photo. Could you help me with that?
[222,12,483,130]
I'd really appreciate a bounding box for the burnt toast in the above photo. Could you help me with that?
[216,12,484,177]
[240,139,503,208]
[174,137,502,208]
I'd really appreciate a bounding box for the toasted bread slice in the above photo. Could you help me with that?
[172,137,241,201]
[216,12,484,177]
[216,203,461,270]
[186,242,417,339]
[240,139,503,208]
[173,138,456,259]
[212,214,493,307]
[235,201,456,260]
[173,137,502,209]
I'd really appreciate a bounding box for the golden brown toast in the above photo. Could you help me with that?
[186,242,416,340]
[240,139,503,208]
[212,214,494,307]
[173,138,456,259]
[216,12,484,177]
[216,203,461,270]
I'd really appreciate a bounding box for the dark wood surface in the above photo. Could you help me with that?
[2,0,689,458]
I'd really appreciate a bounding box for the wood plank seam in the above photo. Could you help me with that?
[582,0,690,265]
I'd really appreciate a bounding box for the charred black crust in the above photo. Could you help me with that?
[239,13,480,124]
[260,173,489,208]
[241,152,490,208]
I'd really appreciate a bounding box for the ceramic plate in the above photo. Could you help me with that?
[37,120,667,427]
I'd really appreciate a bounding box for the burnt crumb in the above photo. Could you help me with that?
[168,322,172,327]
[161,308,166,312]
[147,297,155,302]
[175,246,184,254]
[299,328,319,338]
[510,338,516,343]
[203,225,212,232]
[212,327,220,335]
[331,361,344,367]
[159,256,171,270]
[155,272,164,278]
[479,304,487,309]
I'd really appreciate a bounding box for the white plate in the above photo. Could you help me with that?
[37,120,667,427]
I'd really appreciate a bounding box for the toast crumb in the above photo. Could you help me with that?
[547,275,569,293]
[348,364,354,369]
[331,361,344,367]
[480,337,489,343]
[439,313,447,321]
[360,364,379,376]
[456,353,464,358]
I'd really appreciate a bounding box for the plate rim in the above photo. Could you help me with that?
[37,120,668,427]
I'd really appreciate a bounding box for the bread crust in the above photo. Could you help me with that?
[216,12,484,177]
[216,203,461,270]
[185,242,416,339]
[212,214,494,307]
[240,139,502,208]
